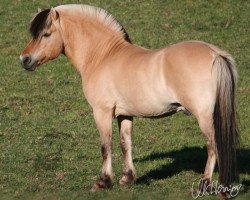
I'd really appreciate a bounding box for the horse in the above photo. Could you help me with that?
[20,4,239,196]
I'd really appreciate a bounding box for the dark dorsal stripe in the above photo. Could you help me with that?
[115,17,131,43]
[29,9,51,39]
[120,25,131,43]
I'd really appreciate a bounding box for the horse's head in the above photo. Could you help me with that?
[20,8,64,71]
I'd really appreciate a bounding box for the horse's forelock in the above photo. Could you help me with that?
[29,8,51,39]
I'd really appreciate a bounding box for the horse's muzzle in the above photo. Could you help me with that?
[19,54,37,71]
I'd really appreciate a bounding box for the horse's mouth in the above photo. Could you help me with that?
[25,57,47,71]
[22,60,38,71]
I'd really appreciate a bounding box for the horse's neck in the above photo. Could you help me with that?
[61,17,128,76]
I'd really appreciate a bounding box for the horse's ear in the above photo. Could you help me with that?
[51,7,59,21]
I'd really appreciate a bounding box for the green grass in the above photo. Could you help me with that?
[0,0,249,199]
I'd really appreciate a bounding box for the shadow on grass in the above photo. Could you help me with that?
[135,146,250,190]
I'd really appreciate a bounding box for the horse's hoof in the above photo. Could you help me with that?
[198,178,211,192]
[90,184,100,192]
[218,191,230,200]
[119,170,136,186]
[90,174,112,192]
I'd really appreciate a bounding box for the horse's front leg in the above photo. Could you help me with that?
[117,116,136,186]
[91,108,113,192]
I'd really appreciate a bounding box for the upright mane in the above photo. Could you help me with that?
[29,4,131,43]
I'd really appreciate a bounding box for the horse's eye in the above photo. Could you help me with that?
[43,32,51,37]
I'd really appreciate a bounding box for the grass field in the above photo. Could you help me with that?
[0,0,249,199]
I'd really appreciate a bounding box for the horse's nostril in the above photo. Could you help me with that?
[20,54,32,67]
[19,54,37,71]
[23,55,31,64]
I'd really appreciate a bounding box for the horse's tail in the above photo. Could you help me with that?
[212,48,239,186]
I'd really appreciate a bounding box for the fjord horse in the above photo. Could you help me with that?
[20,4,239,195]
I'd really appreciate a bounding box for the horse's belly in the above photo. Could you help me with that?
[114,93,176,117]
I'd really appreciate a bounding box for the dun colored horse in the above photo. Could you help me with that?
[20,4,239,196]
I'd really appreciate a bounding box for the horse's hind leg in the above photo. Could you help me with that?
[91,108,113,192]
[197,112,217,190]
[117,116,136,185]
